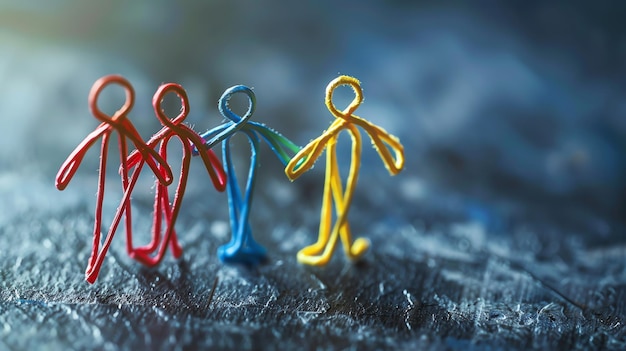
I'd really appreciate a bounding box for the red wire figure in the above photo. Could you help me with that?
[56,75,174,284]
[124,83,227,266]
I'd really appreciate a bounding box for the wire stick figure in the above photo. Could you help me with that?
[56,75,174,283]
[124,83,227,266]
[285,75,405,266]
[195,85,300,265]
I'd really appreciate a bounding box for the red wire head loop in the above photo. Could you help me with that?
[152,83,189,130]
[325,75,363,122]
[148,82,227,191]
[89,75,135,125]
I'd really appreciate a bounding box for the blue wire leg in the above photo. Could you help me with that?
[218,133,267,265]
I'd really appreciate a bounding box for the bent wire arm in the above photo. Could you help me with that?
[248,121,301,166]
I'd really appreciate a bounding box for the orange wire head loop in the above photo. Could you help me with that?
[89,74,135,124]
[152,83,190,130]
[325,75,363,121]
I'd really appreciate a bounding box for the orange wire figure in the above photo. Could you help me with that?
[56,75,174,284]
[285,75,405,266]
[124,83,227,267]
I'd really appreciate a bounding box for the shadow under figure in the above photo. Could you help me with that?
[285,75,405,266]
[55,75,174,283]
[195,85,301,265]
[124,83,227,267]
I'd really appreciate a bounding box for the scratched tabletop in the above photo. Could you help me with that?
[0,1,625,350]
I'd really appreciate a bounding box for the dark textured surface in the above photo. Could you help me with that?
[1,1,625,350]
[1,174,624,350]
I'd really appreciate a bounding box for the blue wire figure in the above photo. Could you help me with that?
[195,85,301,265]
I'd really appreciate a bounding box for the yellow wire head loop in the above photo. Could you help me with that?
[325,75,363,119]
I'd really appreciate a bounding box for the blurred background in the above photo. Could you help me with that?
[0,0,625,224]
[1,1,625,349]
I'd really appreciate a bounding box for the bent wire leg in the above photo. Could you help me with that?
[153,171,183,258]
[86,134,138,283]
[154,140,192,265]
[129,140,181,260]
[333,126,368,260]
[161,182,183,258]
[122,153,143,255]
[118,131,135,256]
[128,177,165,257]
[237,131,265,257]
[297,129,368,266]
[85,134,110,280]
[218,132,266,264]
[147,172,164,253]
[223,138,241,249]
[297,139,337,265]
[131,137,186,266]
[123,153,162,259]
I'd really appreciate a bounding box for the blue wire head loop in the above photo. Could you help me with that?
[192,85,255,155]
[219,85,256,123]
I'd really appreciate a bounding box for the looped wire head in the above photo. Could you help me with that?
[152,83,190,129]
[89,74,135,124]
[325,75,363,121]
[219,85,256,123]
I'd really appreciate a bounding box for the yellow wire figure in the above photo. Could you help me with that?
[285,75,405,266]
